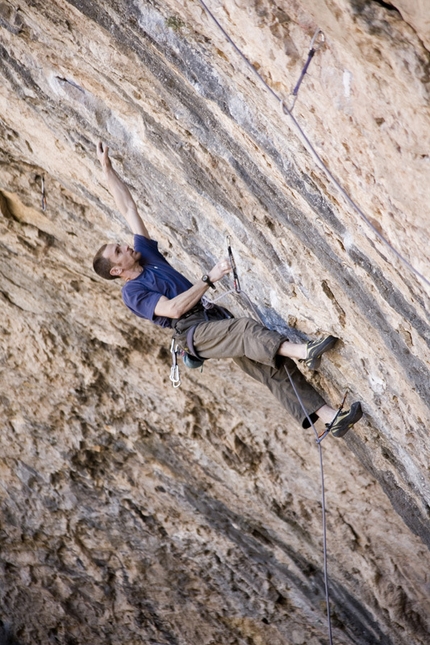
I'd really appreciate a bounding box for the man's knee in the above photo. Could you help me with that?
[236,317,265,334]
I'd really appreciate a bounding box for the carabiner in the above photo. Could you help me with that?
[169,339,181,388]
[310,28,325,52]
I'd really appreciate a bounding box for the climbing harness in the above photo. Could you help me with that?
[197,0,430,292]
[169,308,212,387]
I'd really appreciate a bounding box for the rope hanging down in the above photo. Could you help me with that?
[197,0,430,291]
[225,240,335,645]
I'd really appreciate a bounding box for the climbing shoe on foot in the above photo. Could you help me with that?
[303,335,338,370]
[328,402,363,438]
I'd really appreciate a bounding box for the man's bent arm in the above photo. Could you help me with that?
[154,283,211,319]
[97,142,149,238]
[154,258,232,319]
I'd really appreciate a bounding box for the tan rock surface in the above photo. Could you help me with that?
[0,1,429,644]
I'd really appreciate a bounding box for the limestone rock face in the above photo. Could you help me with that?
[0,1,430,644]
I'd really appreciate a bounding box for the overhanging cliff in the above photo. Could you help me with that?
[1,1,430,644]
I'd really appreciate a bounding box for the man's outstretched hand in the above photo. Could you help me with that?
[96,141,149,238]
[97,141,111,171]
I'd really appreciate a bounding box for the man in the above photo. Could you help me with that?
[93,142,363,438]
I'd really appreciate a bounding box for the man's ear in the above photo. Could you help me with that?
[110,266,122,277]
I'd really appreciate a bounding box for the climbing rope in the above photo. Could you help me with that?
[224,239,335,644]
[197,0,430,291]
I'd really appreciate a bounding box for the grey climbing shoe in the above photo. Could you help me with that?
[304,335,338,370]
[328,402,363,438]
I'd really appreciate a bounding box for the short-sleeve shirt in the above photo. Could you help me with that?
[122,235,193,328]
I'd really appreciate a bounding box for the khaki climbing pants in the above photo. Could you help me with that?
[174,311,325,426]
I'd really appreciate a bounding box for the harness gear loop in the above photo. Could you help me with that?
[169,339,181,388]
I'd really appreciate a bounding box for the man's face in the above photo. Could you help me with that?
[103,243,141,275]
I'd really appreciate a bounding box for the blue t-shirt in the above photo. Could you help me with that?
[122,235,193,328]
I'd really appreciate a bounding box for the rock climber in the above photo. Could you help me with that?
[92,142,363,438]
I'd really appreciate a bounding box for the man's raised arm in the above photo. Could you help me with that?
[96,142,149,238]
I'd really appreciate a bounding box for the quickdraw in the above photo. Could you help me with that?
[35,174,47,211]
[226,235,241,294]
[169,339,181,388]
[289,29,325,110]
